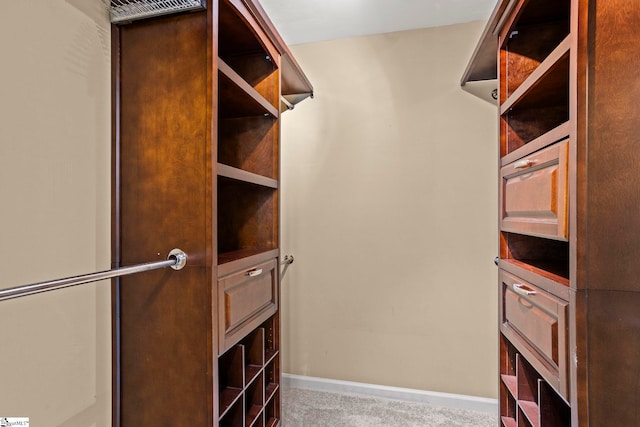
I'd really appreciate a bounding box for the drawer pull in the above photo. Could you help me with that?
[513,159,535,169]
[247,268,263,277]
[513,283,536,296]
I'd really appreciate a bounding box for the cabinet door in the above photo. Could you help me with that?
[500,140,568,240]
[499,269,569,399]
[219,258,278,353]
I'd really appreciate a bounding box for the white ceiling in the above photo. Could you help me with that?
[260,0,496,45]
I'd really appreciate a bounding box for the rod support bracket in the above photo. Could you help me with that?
[168,248,188,270]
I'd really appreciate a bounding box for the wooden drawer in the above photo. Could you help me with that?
[500,269,569,398]
[500,140,568,240]
[218,257,278,353]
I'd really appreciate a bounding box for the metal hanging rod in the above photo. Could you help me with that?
[0,249,187,302]
[280,254,294,279]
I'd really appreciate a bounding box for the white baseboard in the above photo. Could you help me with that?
[281,373,498,414]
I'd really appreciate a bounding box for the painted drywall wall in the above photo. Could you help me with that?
[280,21,499,399]
[0,1,111,425]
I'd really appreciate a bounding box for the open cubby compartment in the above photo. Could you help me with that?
[501,381,518,426]
[220,397,245,427]
[500,335,518,402]
[502,233,569,282]
[501,0,570,97]
[217,177,278,257]
[517,354,540,409]
[246,372,265,427]
[219,344,246,418]
[219,0,279,108]
[500,335,518,427]
[538,381,570,426]
[219,66,279,120]
[261,316,279,364]
[219,115,279,179]
[517,355,541,427]
[243,328,266,386]
[265,356,280,404]
[265,392,280,427]
[501,52,569,154]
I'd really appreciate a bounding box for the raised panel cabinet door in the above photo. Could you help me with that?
[218,258,279,353]
[500,139,569,241]
[500,269,569,399]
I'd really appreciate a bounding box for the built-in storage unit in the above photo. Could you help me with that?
[463,0,640,425]
[111,1,312,425]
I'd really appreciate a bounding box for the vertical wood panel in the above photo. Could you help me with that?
[115,11,214,426]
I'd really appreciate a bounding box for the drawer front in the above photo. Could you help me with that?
[500,270,568,376]
[500,140,568,240]
[219,258,278,352]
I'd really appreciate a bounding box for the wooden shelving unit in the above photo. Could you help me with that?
[112,0,312,425]
[465,0,640,425]
[498,0,573,423]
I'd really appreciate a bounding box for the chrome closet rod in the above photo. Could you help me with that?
[0,248,187,302]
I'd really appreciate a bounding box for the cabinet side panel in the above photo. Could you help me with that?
[585,290,640,426]
[120,268,211,424]
[119,13,210,266]
[116,11,213,426]
[585,0,640,292]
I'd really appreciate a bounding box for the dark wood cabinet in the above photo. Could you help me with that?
[111,1,312,425]
[464,0,640,425]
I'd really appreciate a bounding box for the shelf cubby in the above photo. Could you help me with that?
[221,54,279,110]
[502,0,570,98]
[502,374,517,399]
[244,329,266,386]
[219,345,245,418]
[265,392,280,427]
[219,61,279,119]
[539,381,570,425]
[246,372,264,426]
[219,115,278,179]
[217,177,277,257]
[517,354,540,407]
[218,0,280,108]
[502,233,569,282]
[261,317,279,364]
[220,398,244,427]
[264,358,279,404]
[500,52,569,153]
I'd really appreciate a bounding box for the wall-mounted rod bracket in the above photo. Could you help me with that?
[281,255,294,266]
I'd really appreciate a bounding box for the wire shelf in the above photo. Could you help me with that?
[110,0,206,23]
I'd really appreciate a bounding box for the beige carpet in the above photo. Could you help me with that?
[281,387,497,427]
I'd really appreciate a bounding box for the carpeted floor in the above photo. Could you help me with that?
[281,387,498,427]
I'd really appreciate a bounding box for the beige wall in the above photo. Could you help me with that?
[280,21,499,399]
[0,1,111,425]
